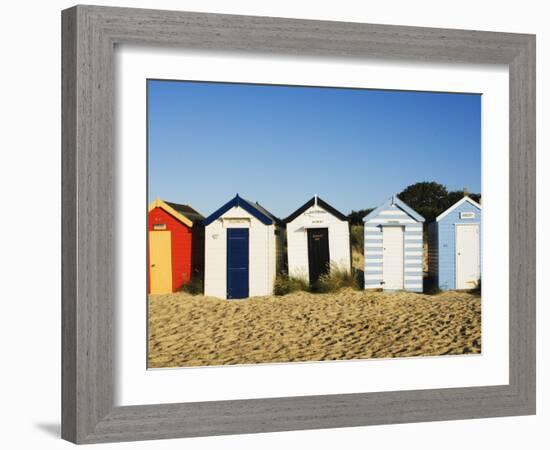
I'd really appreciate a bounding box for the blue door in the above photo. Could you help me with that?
[227,228,249,299]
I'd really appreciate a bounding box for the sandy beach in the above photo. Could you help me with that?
[147,289,481,368]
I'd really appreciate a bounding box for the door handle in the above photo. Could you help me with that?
[151,264,156,267]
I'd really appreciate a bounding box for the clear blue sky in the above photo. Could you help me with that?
[148,80,481,218]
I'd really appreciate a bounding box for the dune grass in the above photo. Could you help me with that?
[180,275,203,295]
[273,273,310,296]
[314,264,360,293]
[275,263,360,295]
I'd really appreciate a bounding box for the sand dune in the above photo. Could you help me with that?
[148,289,481,368]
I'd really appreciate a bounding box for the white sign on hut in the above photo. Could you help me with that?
[284,196,351,286]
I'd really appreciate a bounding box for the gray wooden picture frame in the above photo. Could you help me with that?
[61,5,536,444]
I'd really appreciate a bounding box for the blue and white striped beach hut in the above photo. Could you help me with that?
[363,195,425,292]
[428,196,482,290]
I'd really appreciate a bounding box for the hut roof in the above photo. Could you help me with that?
[203,194,282,226]
[363,194,425,223]
[148,198,204,227]
[165,202,205,223]
[283,196,348,223]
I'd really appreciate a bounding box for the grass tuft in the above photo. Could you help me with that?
[274,273,310,296]
[314,263,360,293]
[181,275,204,295]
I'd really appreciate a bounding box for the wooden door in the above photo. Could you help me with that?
[307,228,330,286]
[227,228,249,299]
[455,224,480,289]
[382,226,404,289]
[149,231,172,294]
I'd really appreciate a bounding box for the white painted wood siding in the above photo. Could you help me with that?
[286,204,350,280]
[204,206,279,299]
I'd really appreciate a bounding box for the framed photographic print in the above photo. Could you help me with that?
[61,5,536,444]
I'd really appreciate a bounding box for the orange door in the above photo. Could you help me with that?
[149,231,172,294]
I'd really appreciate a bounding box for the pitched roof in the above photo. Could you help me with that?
[165,202,205,223]
[284,196,348,223]
[363,194,425,223]
[148,198,204,227]
[202,194,282,226]
[435,196,482,222]
[242,198,283,226]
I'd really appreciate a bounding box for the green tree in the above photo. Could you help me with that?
[470,193,481,204]
[398,182,449,222]
[398,182,481,222]
[447,190,481,207]
[446,190,466,209]
[347,208,374,226]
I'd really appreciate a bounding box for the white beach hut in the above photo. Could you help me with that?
[363,195,425,292]
[203,194,284,299]
[284,196,351,286]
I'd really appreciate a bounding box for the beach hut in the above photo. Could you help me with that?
[428,196,482,290]
[363,195,425,292]
[284,196,351,286]
[203,194,284,299]
[147,198,205,294]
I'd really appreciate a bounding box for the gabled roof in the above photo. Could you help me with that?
[202,194,282,226]
[165,202,204,223]
[363,194,425,223]
[284,196,348,223]
[436,196,482,222]
[148,198,204,227]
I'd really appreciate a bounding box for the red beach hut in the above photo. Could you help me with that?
[147,198,204,294]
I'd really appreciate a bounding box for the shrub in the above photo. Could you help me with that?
[274,273,309,296]
[181,275,203,295]
[349,225,364,253]
[348,208,374,226]
[314,263,359,293]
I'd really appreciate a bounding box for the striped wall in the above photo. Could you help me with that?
[364,201,424,292]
